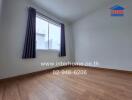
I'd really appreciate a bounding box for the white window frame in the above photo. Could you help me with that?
[36,13,61,51]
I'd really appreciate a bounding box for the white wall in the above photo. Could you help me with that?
[0,0,72,79]
[0,0,2,30]
[0,0,3,69]
[73,0,132,71]
[0,0,2,17]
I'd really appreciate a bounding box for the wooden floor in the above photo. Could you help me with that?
[0,66,132,100]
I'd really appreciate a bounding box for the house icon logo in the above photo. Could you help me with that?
[111,5,125,16]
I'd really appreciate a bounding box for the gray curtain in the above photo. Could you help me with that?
[59,23,66,57]
[22,7,36,59]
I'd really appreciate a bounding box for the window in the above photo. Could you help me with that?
[36,14,61,51]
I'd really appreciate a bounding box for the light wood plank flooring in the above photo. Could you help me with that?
[0,66,132,100]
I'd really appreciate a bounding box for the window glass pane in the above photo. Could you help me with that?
[49,23,61,50]
[36,16,48,49]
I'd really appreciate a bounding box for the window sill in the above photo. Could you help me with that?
[36,49,60,53]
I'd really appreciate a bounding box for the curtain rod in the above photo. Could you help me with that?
[36,11,62,25]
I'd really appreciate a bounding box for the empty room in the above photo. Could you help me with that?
[0,0,132,100]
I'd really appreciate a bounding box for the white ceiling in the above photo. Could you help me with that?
[32,0,115,22]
